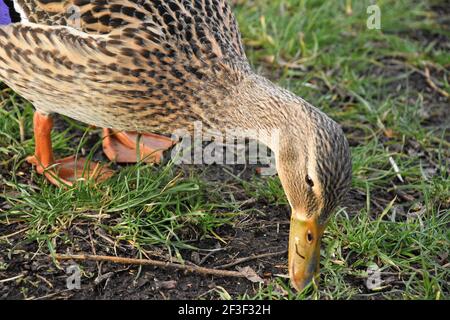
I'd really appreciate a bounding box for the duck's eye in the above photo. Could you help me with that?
[307,230,314,243]
[306,175,314,188]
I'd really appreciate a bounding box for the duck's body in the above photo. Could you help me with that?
[0,0,252,134]
[0,0,352,292]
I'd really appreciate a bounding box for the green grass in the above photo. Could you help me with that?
[1,0,449,299]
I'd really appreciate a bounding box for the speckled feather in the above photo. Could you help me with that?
[0,0,250,133]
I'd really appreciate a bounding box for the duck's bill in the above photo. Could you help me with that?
[288,215,325,291]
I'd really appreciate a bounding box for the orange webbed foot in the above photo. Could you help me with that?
[102,129,175,164]
[27,155,114,187]
[27,112,114,187]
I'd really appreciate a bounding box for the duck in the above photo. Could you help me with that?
[0,0,352,292]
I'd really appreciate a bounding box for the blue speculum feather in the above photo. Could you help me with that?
[0,0,12,25]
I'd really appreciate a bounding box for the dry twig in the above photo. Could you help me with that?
[423,67,449,99]
[55,253,247,279]
[218,250,287,269]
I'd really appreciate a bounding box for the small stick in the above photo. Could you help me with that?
[423,67,449,99]
[0,274,25,283]
[54,253,246,278]
[218,250,287,269]
[0,227,29,240]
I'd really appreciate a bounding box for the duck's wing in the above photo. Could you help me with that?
[2,0,249,86]
[11,0,246,58]
[0,1,249,125]
[14,0,151,34]
[0,22,125,111]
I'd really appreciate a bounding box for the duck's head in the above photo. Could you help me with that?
[273,103,352,292]
[214,74,352,291]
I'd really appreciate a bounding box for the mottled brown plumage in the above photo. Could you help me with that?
[0,0,250,133]
[0,0,352,291]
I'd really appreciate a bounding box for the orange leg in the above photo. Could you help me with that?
[102,129,175,164]
[26,112,114,186]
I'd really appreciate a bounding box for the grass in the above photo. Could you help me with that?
[0,0,449,299]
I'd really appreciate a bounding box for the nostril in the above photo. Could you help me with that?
[307,230,313,243]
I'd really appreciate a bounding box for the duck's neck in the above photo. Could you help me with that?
[206,73,315,152]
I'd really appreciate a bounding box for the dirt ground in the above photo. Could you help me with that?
[0,161,292,300]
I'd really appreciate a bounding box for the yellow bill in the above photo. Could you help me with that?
[288,214,325,291]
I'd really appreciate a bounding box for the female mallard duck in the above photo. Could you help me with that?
[0,0,352,291]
